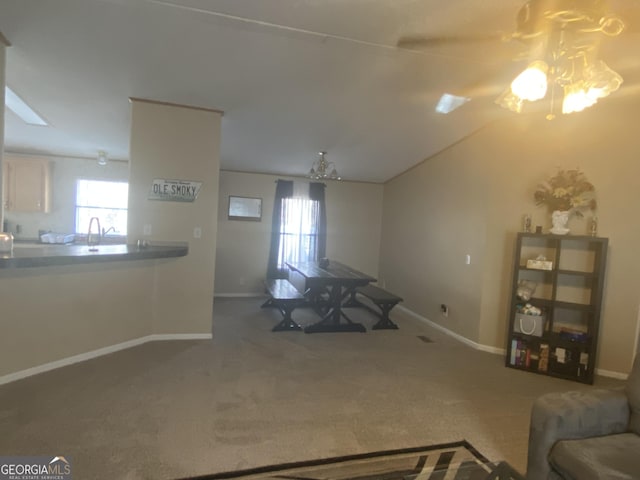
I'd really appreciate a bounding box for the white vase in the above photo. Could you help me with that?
[550,210,570,235]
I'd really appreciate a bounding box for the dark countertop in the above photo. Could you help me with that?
[0,243,188,269]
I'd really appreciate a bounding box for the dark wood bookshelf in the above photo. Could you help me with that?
[505,232,608,384]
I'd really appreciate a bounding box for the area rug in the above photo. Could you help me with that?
[180,440,496,480]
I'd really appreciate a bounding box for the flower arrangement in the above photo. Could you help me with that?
[534,168,597,217]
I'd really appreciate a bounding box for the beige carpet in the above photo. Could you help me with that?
[0,297,624,479]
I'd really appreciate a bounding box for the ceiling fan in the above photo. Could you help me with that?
[398,0,636,118]
[397,0,631,51]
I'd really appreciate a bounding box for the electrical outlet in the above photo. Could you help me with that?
[193,227,202,238]
[143,224,152,236]
[441,304,449,317]
[239,277,246,286]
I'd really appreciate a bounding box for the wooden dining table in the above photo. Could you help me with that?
[286,260,376,333]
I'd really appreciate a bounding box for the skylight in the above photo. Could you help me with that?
[436,93,470,114]
[5,86,48,126]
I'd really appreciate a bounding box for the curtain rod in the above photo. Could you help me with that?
[274,179,326,185]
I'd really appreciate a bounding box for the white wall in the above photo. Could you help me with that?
[128,99,221,334]
[0,262,155,378]
[0,35,6,230]
[215,170,384,295]
[3,153,128,240]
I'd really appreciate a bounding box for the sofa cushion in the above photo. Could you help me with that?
[549,433,640,480]
[626,355,640,435]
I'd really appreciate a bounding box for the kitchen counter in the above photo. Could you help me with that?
[0,242,188,269]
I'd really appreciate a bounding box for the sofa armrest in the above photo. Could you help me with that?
[526,389,629,480]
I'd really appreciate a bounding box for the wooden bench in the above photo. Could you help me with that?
[261,279,306,331]
[352,284,403,330]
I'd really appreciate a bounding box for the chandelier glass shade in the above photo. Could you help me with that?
[309,151,341,180]
[97,150,108,166]
[496,1,625,119]
[510,61,549,101]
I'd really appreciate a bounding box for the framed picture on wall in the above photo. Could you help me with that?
[228,196,262,221]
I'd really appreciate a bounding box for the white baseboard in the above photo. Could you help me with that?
[214,293,265,298]
[397,305,629,380]
[149,333,212,341]
[397,305,505,355]
[595,368,628,380]
[0,333,212,386]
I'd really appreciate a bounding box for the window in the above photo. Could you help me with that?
[277,197,320,269]
[266,180,326,279]
[75,179,128,235]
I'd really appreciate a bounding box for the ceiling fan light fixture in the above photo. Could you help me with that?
[494,0,625,118]
[510,61,549,101]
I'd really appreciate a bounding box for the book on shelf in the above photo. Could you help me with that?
[580,352,589,369]
[558,328,590,343]
[519,345,525,366]
[538,344,549,372]
[510,339,538,369]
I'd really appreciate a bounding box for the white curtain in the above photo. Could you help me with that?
[277,197,320,269]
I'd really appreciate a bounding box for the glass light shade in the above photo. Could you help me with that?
[562,83,597,114]
[583,60,623,99]
[97,150,108,166]
[510,61,549,102]
[562,60,623,115]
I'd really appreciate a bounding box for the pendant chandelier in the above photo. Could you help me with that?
[309,151,341,180]
[97,150,108,166]
[495,0,625,119]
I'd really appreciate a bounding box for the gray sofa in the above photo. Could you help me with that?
[526,355,640,479]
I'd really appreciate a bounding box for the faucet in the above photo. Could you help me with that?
[87,217,101,251]
[102,226,116,236]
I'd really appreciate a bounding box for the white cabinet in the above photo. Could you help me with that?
[2,156,51,212]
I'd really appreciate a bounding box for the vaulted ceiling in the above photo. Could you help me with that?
[1,0,639,183]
